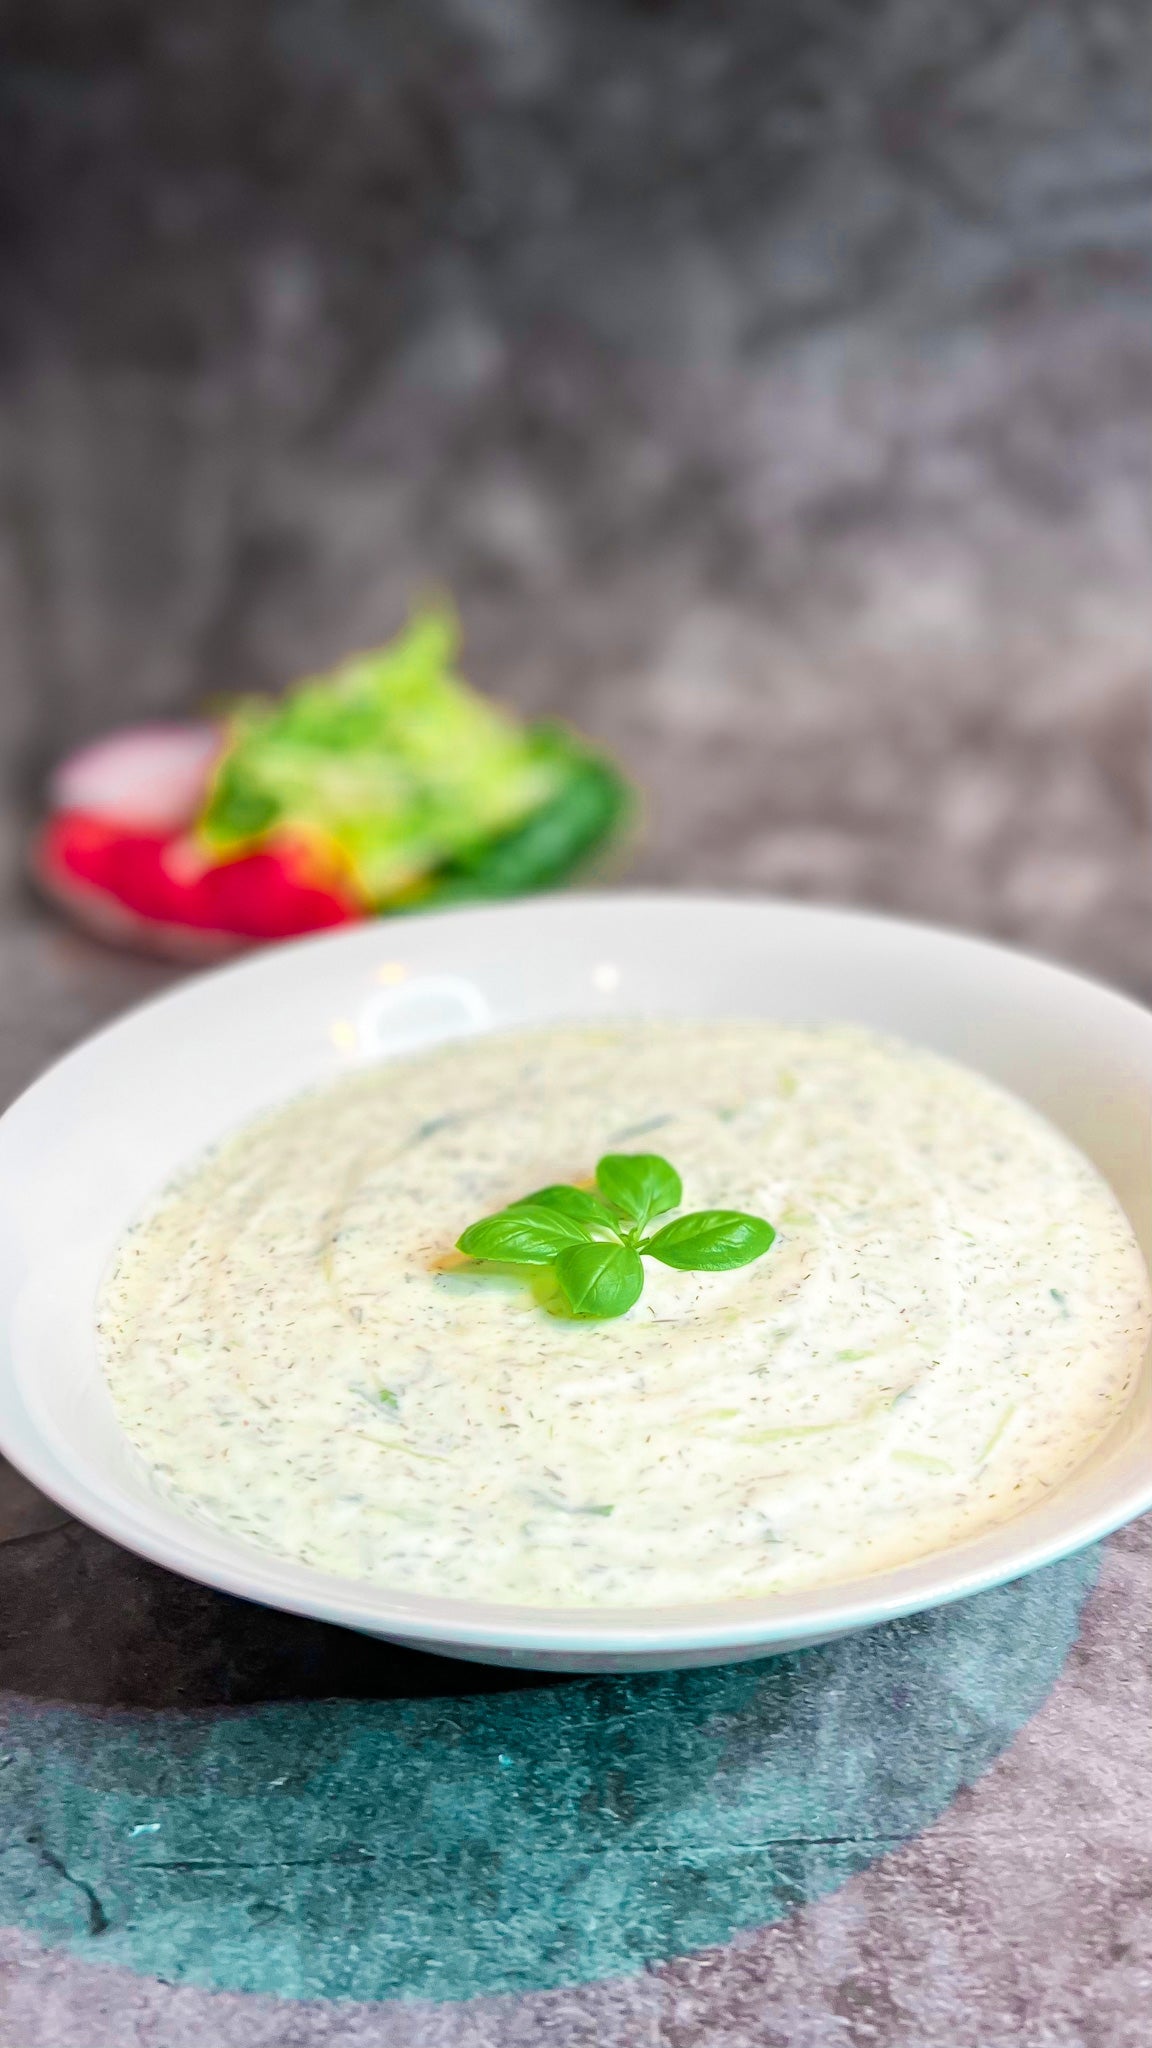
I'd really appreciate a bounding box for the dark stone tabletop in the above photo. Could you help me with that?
[0,3,1150,2041]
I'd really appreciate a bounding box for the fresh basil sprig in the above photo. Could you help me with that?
[455,1152,775,1319]
[453,1204,591,1266]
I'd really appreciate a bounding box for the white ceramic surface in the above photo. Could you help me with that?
[1,892,1150,1672]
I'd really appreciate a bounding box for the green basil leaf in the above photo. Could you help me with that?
[643,1209,776,1271]
[595,1152,683,1228]
[554,1241,645,1319]
[456,1204,592,1266]
[509,1184,618,1229]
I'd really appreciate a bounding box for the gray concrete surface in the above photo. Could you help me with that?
[1,3,1151,2040]
[2,1,1151,997]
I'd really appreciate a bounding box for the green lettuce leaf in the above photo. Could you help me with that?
[197,608,627,907]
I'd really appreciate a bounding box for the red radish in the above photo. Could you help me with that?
[49,725,222,833]
[33,812,362,961]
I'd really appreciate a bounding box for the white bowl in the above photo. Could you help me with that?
[1,892,1150,1672]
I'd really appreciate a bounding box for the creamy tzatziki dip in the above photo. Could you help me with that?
[99,1022,1151,1606]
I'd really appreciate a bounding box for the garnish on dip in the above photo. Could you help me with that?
[456,1151,776,1318]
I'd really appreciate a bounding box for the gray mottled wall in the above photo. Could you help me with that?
[1,0,1151,987]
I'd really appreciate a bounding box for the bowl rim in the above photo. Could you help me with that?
[3,887,1151,1659]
